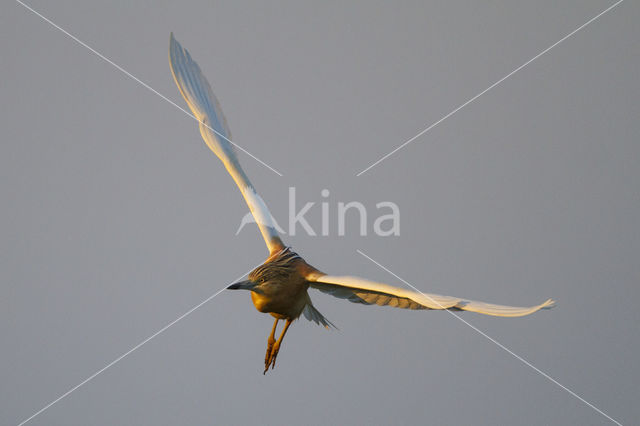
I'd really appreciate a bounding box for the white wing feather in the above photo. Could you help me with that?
[310,275,555,317]
[169,34,284,254]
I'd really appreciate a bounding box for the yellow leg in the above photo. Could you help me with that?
[265,319,292,373]
[264,318,279,372]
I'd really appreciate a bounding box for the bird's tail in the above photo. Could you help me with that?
[302,300,337,330]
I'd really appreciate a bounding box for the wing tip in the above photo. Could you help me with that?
[455,297,557,317]
[168,32,180,73]
[169,32,178,53]
[540,298,556,309]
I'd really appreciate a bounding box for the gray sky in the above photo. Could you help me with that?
[2,1,639,425]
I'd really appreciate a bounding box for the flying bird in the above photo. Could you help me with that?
[168,34,555,374]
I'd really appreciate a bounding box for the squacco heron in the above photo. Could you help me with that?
[169,34,555,374]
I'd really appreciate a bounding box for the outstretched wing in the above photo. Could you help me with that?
[308,274,555,317]
[169,33,284,255]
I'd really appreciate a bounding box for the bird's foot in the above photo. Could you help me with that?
[264,340,274,366]
[263,343,280,374]
[264,338,275,373]
[269,343,280,370]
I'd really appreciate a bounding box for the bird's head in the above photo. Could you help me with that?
[227,262,295,291]
[227,247,304,291]
[227,279,257,291]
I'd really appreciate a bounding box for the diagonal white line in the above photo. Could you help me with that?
[16,265,258,426]
[14,0,284,177]
[356,249,622,425]
[356,0,625,176]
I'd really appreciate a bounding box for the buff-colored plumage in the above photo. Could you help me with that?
[169,34,555,374]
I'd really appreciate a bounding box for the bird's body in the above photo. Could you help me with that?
[247,249,311,320]
[251,284,307,319]
[168,33,555,374]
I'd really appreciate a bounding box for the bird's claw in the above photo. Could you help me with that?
[263,344,280,374]
[265,343,274,366]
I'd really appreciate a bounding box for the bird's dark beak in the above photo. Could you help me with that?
[227,279,255,290]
